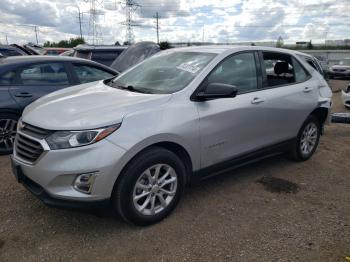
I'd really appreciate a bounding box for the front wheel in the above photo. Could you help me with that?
[288,115,321,161]
[112,147,186,226]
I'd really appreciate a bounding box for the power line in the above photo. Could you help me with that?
[34,26,39,44]
[87,0,104,45]
[153,12,160,44]
[120,0,141,44]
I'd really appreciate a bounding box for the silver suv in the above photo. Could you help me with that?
[11,46,332,226]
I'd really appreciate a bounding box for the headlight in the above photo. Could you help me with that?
[46,124,121,150]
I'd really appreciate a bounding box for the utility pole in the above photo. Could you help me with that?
[202,26,205,43]
[154,12,160,44]
[34,26,38,44]
[78,11,83,40]
[5,34,8,45]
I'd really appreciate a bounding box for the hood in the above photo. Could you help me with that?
[22,81,171,130]
[331,65,350,70]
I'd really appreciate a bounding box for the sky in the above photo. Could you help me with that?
[0,0,349,45]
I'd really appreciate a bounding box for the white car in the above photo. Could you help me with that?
[341,84,350,108]
[11,46,332,226]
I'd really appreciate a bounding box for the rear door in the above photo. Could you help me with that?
[9,62,73,111]
[255,51,319,143]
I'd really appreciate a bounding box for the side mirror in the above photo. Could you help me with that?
[196,83,238,101]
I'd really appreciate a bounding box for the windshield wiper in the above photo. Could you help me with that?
[116,85,153,94]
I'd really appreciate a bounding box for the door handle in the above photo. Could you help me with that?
[251,97,265,104]
[303,87,314,93]
[15,92,33,98]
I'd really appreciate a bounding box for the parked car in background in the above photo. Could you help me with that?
[23,43,44,55]
[110,41,160,73]
[0,45,28,57]
[328,58,350,79]
[341,83,350,108]
[73,44,127,66]
[11,46,332,226]
[0,56,118,154]
[59,49,74,57]
[43,48,72,56]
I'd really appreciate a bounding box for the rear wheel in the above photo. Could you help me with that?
[112,147,186,226]
[288,115,321,161]
[0,113,19,155]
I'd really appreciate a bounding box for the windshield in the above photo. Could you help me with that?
[110,51,216,94]
[339,59,350,66]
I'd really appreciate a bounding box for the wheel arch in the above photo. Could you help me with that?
[310,107,329,125]
[112,139,195,192]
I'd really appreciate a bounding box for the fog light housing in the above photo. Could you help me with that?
[73,172,98,194]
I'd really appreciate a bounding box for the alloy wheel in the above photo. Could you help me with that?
[0,119,17,152]
[300,122,318,156]
[132,164,178,216]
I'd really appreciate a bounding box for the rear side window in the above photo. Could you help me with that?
[292,57,308,82]
[73,64,114,83]
[91,51,123,65]
[0,71,16,85]
[207,52,258,94]
[262,52,309,87]
[19,63,69,85]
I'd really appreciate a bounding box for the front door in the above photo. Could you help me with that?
[196,51,270,168]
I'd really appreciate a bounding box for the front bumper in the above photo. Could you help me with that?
[341,90,350,108]
[12,138,127,203]
[11,159,110,211]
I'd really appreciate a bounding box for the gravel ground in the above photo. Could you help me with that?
[0,80,349,262]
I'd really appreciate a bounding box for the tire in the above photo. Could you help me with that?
[0,113,19,155]
[331,113,350,124]
[112,147,186,226]
[288,115,321,162]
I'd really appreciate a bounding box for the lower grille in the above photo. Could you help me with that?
[15,134,44,163]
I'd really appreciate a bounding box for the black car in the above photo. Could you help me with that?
[0,56,118,154]
[110,41,160,73]
[0,45,28,57]
[73,45,127,66]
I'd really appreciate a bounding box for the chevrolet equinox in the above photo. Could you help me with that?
[11,46,332,226]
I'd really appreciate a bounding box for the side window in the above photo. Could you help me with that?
[262,52,295,87]
[0,71,16,85]
[292,57,309,82]
[73,64,114,83]
[207,52,258,94]
[19,63,69,85]
[306,60,318,70]
[91,51,122,65]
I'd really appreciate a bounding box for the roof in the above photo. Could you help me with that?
[169,45,315,58]
[0,55,116,71]
[74,44,127,51]
[44,47,71,51]
[0,44,22,51]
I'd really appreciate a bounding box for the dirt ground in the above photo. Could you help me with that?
[0,80,349,262]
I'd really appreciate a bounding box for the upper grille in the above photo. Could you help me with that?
[15,134,43,163]
[333,69,346,72]
[21,123,53,139]
[15,123,52,163]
